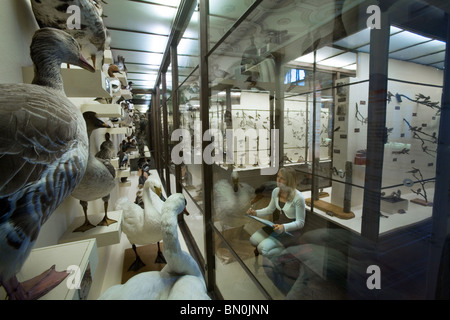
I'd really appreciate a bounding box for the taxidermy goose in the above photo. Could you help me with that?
[213,170,255,229]
[99,193,210,300]
[0,28,94,300]
[31,0,108,70]
[71,112,117,232]
[116,176,169,271]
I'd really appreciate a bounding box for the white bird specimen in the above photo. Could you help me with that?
[31,0,108,69]
[71,112,117,232]
[213,171,255,229]
[99,193,210,300]
[117,176,167,271]
[0,28,94,299]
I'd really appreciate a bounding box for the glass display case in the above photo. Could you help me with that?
[153,0,449,300]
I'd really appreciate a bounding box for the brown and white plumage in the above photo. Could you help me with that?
[31,0,108,69]
[0,28,94,299]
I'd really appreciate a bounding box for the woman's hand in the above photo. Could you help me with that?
[247,208,257,216]
[273,224,285,234]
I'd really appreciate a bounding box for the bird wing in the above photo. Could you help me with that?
[0,84,88,198]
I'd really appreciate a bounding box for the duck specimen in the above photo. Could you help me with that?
[31,0,108,70]
[71,112,117,232]
[95,132,115,160]
[99,193,209,300]
[213,170,255,230]
[116,176,169,272]
[0,28,95,299]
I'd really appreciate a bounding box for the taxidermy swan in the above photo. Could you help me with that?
[71,112,117,232]
[99,193,210,300]
[31,0,108,69]
[0,28,94,299]
[213,170,255,229]
[117,176,168,271]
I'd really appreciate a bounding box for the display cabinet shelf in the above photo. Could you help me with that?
[81,104,124,118]
[8,239,98,300]
[97,127,132,136]
[22,66,111,98]
[59,210,122,248]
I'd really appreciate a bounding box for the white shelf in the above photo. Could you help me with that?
[81,104,123,118]
[97,127,131,136]
[116,168,131,178]
[22,67,111,98]
[120,89,133,100]
[59,210,122,248]
[103,50,114,65]
[9,239,98,300]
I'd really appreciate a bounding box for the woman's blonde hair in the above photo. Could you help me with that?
[278,167,297,201]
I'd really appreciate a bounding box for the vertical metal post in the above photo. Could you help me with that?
[361,11,390,242]
[426,13,450,299]
[199,0,215,293]
[171,45,182,194]
[161,73,171,195]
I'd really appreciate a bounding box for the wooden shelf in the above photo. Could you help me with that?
[59,210,122,248]
[6,239,98,300]
[81,104,123,118]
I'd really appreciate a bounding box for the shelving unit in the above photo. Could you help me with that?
[59,211,123,248]
[10,239,98,300]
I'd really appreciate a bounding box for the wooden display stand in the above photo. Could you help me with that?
[305,198,355,220]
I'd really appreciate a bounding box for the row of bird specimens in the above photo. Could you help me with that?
[171,121,280,175]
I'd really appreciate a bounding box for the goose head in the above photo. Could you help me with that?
[31,28,95,74]
[83,112,111,136]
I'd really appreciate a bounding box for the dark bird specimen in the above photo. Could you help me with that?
[71,112,117,232]
[95,132,115,160]
[31,0,108,70]
[0,28,95,299]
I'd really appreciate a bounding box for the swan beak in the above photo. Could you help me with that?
[78,54,96,73]
[183,208,190,216]
[155,187,162,197]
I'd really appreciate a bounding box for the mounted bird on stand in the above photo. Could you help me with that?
[31,0,110,70]
[0,28,95,300]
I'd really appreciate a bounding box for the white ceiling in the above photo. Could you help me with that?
[101,1,446,92]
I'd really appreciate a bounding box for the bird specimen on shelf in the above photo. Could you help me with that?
[31,0,108,70]
[99,193,209,300]
[71,112,117,232]
[0,28,95,300]
[213,171,255,230]
[115,55,128,73]
[107,64,123,79]
[95,132,115,160]
[116,176,170,272]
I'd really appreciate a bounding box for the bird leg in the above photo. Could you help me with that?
[73,201,96,232]
[127,244,146,272]
[154,242,167,264]
[97,196,117,226]
[2,265,68,300]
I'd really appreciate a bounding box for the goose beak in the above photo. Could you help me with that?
[78,54,96,73]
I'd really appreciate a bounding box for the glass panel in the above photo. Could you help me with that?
[209,0,258,50]
[204,0,448,300]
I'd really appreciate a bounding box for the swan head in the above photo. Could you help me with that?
[162,193,189,218]
[144,176,163,198]
[231,171,239,192]
[31,28,95,73]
